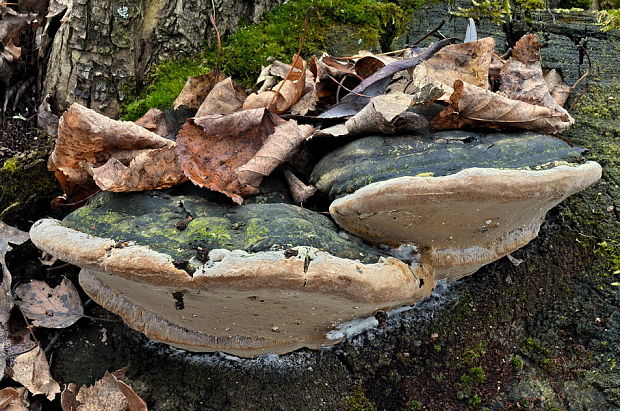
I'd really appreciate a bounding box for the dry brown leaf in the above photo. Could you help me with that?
[8,345,60,400]
[0,223,29,379]
[51,103,186,192]
[134,108,166,135]
[243,55,306,114]
[37,95,59,137]
[15,278,83,328]
[92,147,186,192]
[289,69,317,116]
[410,37,495,100]
[283,169,316,204]
[172,71,226,110]
[0,8,36,46]
[195,77,247,117]
[236,120,314,188]
[310,55,361,101]
[2,39,21,61]
[176,109,280,204]
[0,387,29,411]
[60,383,80,411]
[70,370,147,411]
[344,92,416,135]
[432,80,573,133]
[543,69,571,107]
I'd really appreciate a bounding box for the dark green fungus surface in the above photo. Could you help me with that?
[62,189,382,270]
[311,131,586,199]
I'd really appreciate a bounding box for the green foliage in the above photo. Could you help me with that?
[596,9,620,31]
[467,394,482,407]
[460,366,486,384]
[452,0,513,24]
[510,355,524,370]
[121,0,427,120]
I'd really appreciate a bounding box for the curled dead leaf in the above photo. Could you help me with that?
[243,55,306,114]
[64,370,147,411]
[7,345,60,401]
[51,103,186,192]
[236,120,314,188]
[176,109,280,203]
[15,278,84,328]
[0,387,29,411]
[195,77,247,117]
[432,80,574,134]
[283,169,316,204]
[173,71,227,110]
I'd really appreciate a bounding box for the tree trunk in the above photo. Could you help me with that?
[43,0,284,117]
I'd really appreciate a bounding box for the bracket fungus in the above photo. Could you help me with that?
[311,131,602,281]
[29,191,433,357]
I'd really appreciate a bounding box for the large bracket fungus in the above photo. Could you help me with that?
[30,191,433,357]
[311,131,602,280]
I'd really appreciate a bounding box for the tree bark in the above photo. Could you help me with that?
[43,0,284,117]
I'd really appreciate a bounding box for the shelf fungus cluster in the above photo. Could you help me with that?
[31,34,601,356]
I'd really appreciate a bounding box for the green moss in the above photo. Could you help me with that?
[467,394,482,407]
[460,366,486,384]
[121,0,429,120]
[405,399,423,410]
[0,152,59,223]
[510,355,524,370]
[244,218,269,248]
[342,390,377,411]
[596,9,620,32]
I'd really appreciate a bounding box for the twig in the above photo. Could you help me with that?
[46,262,72,271]
[328,75,373,101]
[60,189,101,207]
[209,13,222,75]
[500,48,512,60]
[267,6,313,109]
[411,19,446,46]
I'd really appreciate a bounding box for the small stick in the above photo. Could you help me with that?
[328,75,373,99]
[209,13,222,75]
[411,19,446,46]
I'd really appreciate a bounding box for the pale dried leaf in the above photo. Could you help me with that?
[543,69,571,107]
[0,223,29,378]
[283,169,316,204]
[0,387,28,411]
[134,108,165,135]
[410,37,495,100]
[37,95,59,137]
[236,120,314,188]
[15,278,83,328]
[92,147,186,192]
[52,103,184,192]
[195,77,246,117]
[289,70,317,116]
[0,9,36,46]
[243,55,306,114]
[60,383,80,411]
[71,370,147,411]
[506,254,523,266]
[173,71,226,110]
[3,39,21,61]
[344,92,415,135]
[8,345,60,400]
[177,109,281,203]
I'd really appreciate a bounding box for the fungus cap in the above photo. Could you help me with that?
[30,213,433,357]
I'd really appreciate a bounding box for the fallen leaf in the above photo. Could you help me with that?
[289,69,317,116]
[135,106,194,139]
[0,387,29,411]
[2,39,21,61]
[60,383,80,411]
[70,370,147,411]
[173,71,227,110]
[543,69,571,107]
[500,35,572,111]
[92,147,186,192]
[410,37,495,100]
[8,345,60,400]
[283,169,316,204]
[195,77,247,117]
[318,38,455,119]
[432,80,574,134]
[15,278,84,328]
[506,254,523,266]
[236,119,314,188]
[344,92,416,135]
[0,223,29,379]
[243,55,306,114]
[0,7,36,46]
[51,103,186,191]
[176,109,280,203]
[37,95,59,137]
[310,55,360,100]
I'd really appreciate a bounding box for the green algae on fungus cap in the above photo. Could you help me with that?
[29,190,434,357]
[311,131,602,282]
